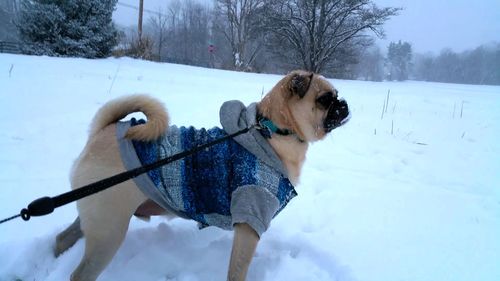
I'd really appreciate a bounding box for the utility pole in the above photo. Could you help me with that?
[138,0,144,42]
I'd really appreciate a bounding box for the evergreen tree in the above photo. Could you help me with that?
[17,0,118,58]
[387,40,412,81]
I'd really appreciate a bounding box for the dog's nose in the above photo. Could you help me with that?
[324,98,350,132]
[337,98,350,124]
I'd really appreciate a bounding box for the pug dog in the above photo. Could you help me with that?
[55,70,350,281]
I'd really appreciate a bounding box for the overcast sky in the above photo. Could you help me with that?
[374,0,500,53]
[113,0,500,54]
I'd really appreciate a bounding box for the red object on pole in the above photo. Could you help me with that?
[208,44,215,53]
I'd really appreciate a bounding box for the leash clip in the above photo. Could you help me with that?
[255,120,273,139]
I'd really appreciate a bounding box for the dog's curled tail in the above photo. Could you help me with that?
[89,94,169,141]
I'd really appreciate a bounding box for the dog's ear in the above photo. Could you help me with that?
[289,72,314,99]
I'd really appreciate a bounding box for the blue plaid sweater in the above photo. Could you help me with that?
[117,102,297,236]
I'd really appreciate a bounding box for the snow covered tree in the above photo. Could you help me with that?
[17,0,118,58]
[386,40,412,81]
[264,0,400,73]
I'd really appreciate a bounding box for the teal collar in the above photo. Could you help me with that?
[257,115,304,142]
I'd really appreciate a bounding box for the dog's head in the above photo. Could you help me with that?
[259,70,350,142]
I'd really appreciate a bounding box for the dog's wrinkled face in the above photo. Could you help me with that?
[286,70,350,141]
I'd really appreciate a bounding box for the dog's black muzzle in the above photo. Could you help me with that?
[324,98,350,132]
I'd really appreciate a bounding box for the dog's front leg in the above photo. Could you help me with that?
[227,223,260,281]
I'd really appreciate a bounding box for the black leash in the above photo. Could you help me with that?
[0,214,21,224]
[0,125,257,225]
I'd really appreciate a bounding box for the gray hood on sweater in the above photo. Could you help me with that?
[219,100,288,177]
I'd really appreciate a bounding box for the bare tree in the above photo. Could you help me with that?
[148,7,169,60]
[146,0,212,66]
[214,0,267,71]
[265,0,400,73]
[0,0,19,42]
[354,45,384,81]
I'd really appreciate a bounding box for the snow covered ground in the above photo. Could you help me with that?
[0,54,499,281]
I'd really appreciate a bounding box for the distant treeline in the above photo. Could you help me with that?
[353,42,500,85]
[413,45,500,85]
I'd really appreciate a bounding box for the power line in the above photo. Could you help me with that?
[117,1,168,18]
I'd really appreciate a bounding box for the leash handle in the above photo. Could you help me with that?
[21,197,55,221]
[0,197,55,224]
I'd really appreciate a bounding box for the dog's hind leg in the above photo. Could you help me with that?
[70,124,148,281]
[55,217,83,257]
[71,179,147,281]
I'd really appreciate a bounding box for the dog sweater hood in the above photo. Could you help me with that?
[116,101,296,236]
[219,101,288,176]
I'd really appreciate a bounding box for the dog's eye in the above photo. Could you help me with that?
[316,92,334,109]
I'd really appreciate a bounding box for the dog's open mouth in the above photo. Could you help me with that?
[324,98,350,132]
